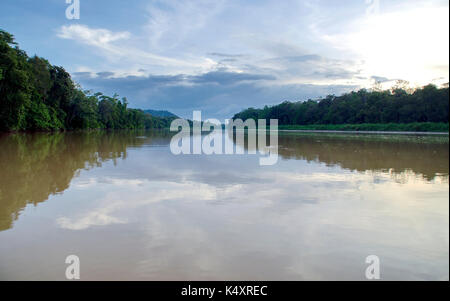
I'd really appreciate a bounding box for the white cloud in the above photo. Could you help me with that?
[57,24,131,48]
[145,0,226,50]
[318,2,450,87]
[54,0,448,110]
[57,24,214,75]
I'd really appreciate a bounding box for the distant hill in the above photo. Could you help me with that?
[144,109,178,118]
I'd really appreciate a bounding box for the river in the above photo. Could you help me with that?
[0,130,448,280]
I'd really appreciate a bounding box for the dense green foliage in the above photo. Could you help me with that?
[0,130,175,230]
[0,29,174,131]
[233,85,449,130]
[277,123,449,132]
[144,109,178,118]
[3,28,448,132]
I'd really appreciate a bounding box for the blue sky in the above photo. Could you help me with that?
[1,0,449,119]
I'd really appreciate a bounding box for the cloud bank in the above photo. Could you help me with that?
[44,0,449,118]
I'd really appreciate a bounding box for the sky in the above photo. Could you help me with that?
[1,0,449,119]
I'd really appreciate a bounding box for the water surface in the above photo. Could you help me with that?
[0,131,448,280]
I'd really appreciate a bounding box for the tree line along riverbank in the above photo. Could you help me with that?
[1,29,449,133]
[0,29,175,132]
[233,85,449,133]
[276,122,448,133]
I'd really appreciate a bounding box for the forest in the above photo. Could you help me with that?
[0,29,174,131]
[2,28,449,133]
[233,84,449,131]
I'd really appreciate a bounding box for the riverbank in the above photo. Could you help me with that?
[278,129,449,135]
[277,122,449,133]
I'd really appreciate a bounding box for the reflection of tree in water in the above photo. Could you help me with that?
[278,135,448,181]
[0,130,172,231]
[229,130,449,181]
[1,130,447,231]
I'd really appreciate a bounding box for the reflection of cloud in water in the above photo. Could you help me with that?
[58,170,447,232]
[1,131,448,280]
[75,170,444,280]
[57,213,127,230]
